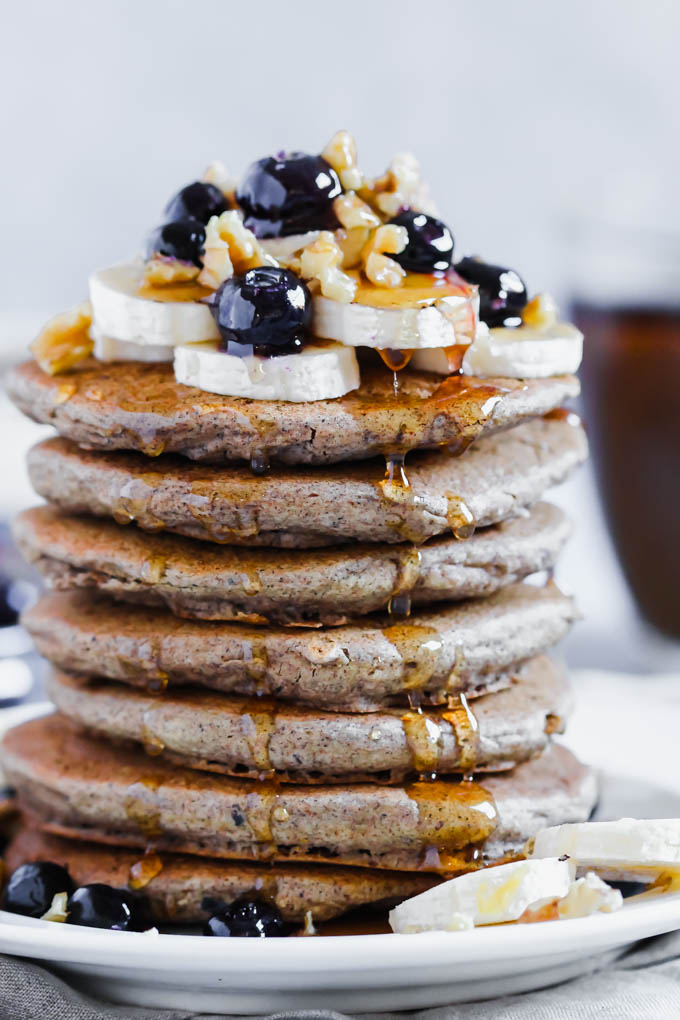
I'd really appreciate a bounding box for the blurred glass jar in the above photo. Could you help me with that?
[568,210,680,638]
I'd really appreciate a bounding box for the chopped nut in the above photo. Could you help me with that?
[522,292,559,328]
[198,211,277,289]
[30,301,93,375]
[362,224,407,288]
[203,159,237,202]
[363,151,439,219]
[333,192,380,231]
[41,891,69,923]
[335,227,370,269]
[260,231,320,271]
[300,231,357,303]
[322,130,363,191]
[143,256,200,286]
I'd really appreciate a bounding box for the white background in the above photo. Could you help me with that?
[0,0,678,670]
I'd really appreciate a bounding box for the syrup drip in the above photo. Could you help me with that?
[440,345,468,374]
[388,546,422,617]
[112,478,165,532]
[54,381,77,405]
[544,407,582,427]
[128,850,163,890]
[124,777,163,839]
[140,555,167,584]
[445,492,476,540]
[401,710,443,777]
[405,777,498,873]
[243,636,269,694]
[239,699,277,774]
[243,778,284,860]
[137,280,213,303]
[442,692,480,774]
[377,349,414,373]
[382,622,443,694]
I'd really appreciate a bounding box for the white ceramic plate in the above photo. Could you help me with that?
[1,703,680,1014]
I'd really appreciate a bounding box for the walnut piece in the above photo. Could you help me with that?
[322,130,363,191]
[198,211,277,289]
[300,231,357,303]
[363,152,440,219]
[362,224,408,288]
[143,256,200,286]
[333,192,380,230]
[522,293,559,328]
[30,301,93,375]
[202,160,237,202]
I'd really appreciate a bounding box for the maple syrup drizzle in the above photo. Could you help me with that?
[387,546,422,617]
[128,849,163,890]
[544,407,582,427]
[445,492,476,540]
[243,777,286,860]
[124,777,163,840]
[382,621,443,695]
[242,636,269,694]
[140,555,167,584]
[378,349,414,373]
[239,699,278,774]
[401,710,443,776]
[405,777,498,874]
[137,280,213,303]
[442,692,480,774]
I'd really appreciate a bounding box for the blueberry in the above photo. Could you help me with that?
[145,218,206,267]
[389,211,454,273]
[204,899,285,937]
[236,152,341,237]
[454,256,527,327]
[0,578,18,627]
[164,181,228,225]
[66,883,148,931]
[212,266,312,355]
[1,861,75,918]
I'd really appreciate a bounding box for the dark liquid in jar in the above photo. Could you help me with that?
[574,301,680,637]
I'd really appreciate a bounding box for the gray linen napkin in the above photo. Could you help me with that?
[1,931,679,1020]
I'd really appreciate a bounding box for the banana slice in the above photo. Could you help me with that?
[389,857,575,933]
[411,322,583,378]
[312,284,477,351]
[92,330,173,363]
[529,818,680,881]
[89,259,219,347]
[174,340,360,402]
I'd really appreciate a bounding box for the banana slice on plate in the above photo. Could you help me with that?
[411,321,583,379]
[389,858,575,933]
[92,329,174,363]
[89,259,220,347]
[174,340,360,402]
[529,818,680,880]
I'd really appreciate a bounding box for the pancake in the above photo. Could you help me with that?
[46,656,571,783]
[14,503,571,625]
[1,717,597,873]
[23,585,576,711]
[5,827,435,923]
[6,359,580,466]
[26,415,587,548]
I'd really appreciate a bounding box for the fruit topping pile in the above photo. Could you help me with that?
[28,130,584,399]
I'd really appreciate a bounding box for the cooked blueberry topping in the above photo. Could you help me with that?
[66,883,147,931]
[1,861,75,918]
[236,153,342,237]
[454,257,527,327]
[145,218,206,267]
[204,899,285,937]
[389,211,454,273]
[0,578,18,627]
[212,266,312,355]
[163,181,228,225]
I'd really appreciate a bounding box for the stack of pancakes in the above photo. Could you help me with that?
[1,357,597,926]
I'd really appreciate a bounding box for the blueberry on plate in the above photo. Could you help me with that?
[66,883,149,931]
[212,266,312,356]
[1,861,75,918]
[389,211,454,273]
[145,217,206,267]
[164,181,228,225]
[454,256,527,327]
[204,899,286,937]
[236,152,342,237]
